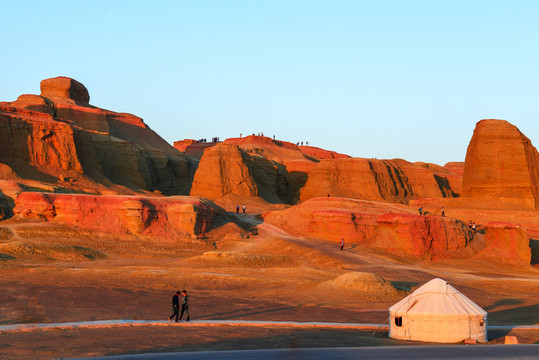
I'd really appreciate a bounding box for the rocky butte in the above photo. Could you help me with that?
[462,119,539,209]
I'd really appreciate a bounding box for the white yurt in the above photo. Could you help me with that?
[389,278,487,343]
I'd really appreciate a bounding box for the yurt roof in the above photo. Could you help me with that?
[389,278,487,316]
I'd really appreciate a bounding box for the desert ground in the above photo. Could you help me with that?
[0,207,537,359]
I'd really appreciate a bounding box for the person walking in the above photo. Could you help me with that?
[441,207,445,217]
[418,207,423,216]
[179,290,190,321]
[236,204,240,214]
[242,204,246,214]
[340,238,344,251]
[169,291,181,322]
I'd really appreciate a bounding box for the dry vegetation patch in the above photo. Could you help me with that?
[0,227,14,241]
[0,241,105,261]
[191,251,293,267]
[10,223,216,259]
[245,238,343,267]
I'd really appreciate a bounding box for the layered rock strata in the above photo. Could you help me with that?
[0,77,190,195]
[299,158,459,204]
[264,197,479,260]
[190,143,298,203]
[14,192,227,238]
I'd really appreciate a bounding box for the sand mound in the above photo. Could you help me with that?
[324,272,399,296]
[193,251,292,267]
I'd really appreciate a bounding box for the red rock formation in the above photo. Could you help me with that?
[13,192,228,238]
[413,162,463,197]
[473,222,531,266]
[174,139,217,157]
[174,139,198,152]
[224,136,316,170]
[225,135,300,152]
[0,77,190,194]
[375,213,477,259]
[409,196,539,239]
[445,162,465,176]
[299,158,457,204]
[191,140,314,204]
[299,145,350,160]
[40,77,90,104]
[409,120,539,255]
[226,136,319,202]
[462,119,539,209]
[264,197,478,260]
[190,144,258,200]
[187,135,459,205]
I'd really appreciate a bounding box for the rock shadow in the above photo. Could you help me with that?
[529,238,539,265]
[195,304,297,320]
[488,303,539,325]
[484,298,524,312]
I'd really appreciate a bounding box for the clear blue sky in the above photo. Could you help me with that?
[2,0,539,165]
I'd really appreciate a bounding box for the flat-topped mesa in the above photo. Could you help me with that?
[462,119,539,209]
[40,76,90,104]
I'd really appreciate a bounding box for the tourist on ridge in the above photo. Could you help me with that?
[472,222,476,232]
[340,238,344,251]
[168,291,181,322]
[419,207,423,216]
[441,207,445,217]
[242,204,246,214]
[236,204,240,214]
[179,290,190,321]
[468,220,472,229]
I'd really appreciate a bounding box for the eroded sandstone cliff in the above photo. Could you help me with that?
[0,77,190,195]
[14,192,229,239]
[264,197,479,260]
[299,158,458,204]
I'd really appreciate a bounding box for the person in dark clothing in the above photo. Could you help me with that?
[236,204,240,214]
[179,290,190,321]
[418,207,423,216]
[169,291,181,322]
